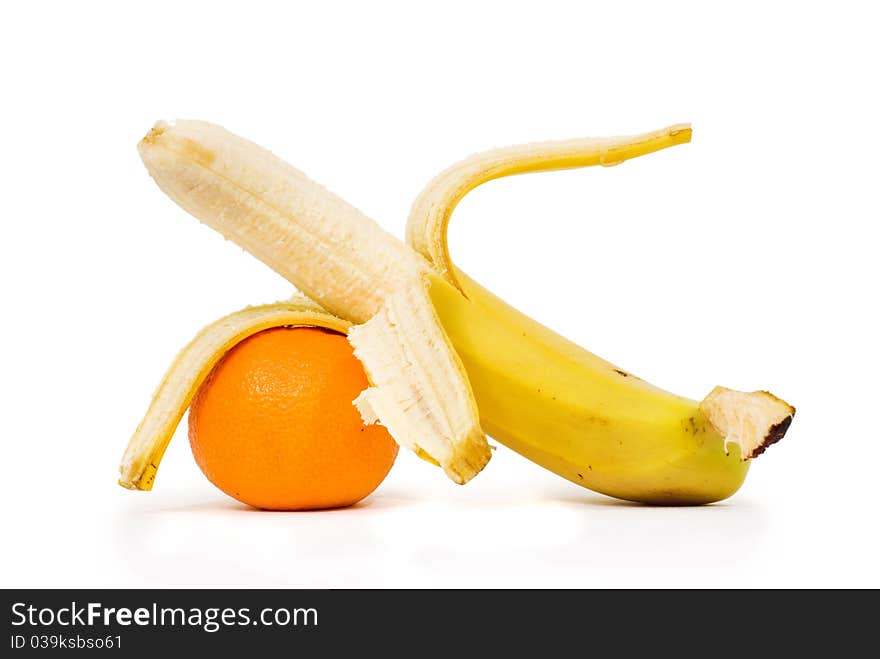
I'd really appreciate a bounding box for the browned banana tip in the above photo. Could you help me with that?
[748,409,795,459]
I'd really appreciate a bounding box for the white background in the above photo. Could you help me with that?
[2,1,878,588]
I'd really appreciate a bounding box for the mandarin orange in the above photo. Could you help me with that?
[188,326,398,510]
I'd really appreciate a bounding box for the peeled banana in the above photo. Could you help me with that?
[121,120,794,504]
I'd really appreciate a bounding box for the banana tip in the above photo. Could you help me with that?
[138,120,170,151]
[668,123,692,143]
[118,477,154,491]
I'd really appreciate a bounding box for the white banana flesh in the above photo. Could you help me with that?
[138,121,424,324]
[123,120,794,504]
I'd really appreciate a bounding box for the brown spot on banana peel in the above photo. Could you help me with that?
[612,368,642,381]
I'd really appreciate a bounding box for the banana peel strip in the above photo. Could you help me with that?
[348,274,490,484]
[119,298,349,491]
[406,124,693,291]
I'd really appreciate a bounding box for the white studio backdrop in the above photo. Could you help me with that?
[1,1,877,587]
